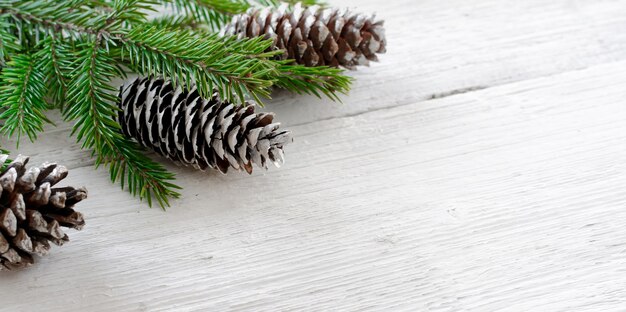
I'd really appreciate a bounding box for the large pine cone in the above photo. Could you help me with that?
[221,3,386,69]
[0,154,86,270]
[118,77,292,174]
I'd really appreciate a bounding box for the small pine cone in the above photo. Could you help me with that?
[221,3,386,69]
[117,77,293,174]
[0,154,87,270]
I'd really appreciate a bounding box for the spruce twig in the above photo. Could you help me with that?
[0,54,50,143]
[160,0,324,31]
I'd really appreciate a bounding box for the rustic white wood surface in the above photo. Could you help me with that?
[2,0,626,311]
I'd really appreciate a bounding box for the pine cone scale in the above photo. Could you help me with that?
[1,208,17,236]
[0,234,9,254]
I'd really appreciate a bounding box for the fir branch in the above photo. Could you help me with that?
[160,0,248,30]
[64,39,180,207]
[3,1,350,104]
[144,14,203,31]
[4,3,287,103]
[34,36,72,108]
[274,63,351,101]
[102,0,157,30]
[0,54,51,143]
[117,26,351,103]
[160,0,325,31]
[0,14,19,65]
[117,25,279,103]
[0,1,102,37]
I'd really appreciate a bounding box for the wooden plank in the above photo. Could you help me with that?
[267,0,626,125]
[2,54,625,310]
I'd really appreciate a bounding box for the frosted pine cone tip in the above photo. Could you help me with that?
[222,2,386,69]
[0,154,86,270]
[118,78,293,174]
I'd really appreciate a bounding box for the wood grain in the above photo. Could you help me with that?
[2,0,626,311]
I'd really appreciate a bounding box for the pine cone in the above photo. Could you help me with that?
[0,154,86,270]
[118,77,293,174]
[221,3,386,69]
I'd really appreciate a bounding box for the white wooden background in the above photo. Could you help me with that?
[2,0,626,311]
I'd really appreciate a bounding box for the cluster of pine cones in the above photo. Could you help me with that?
[3,2,385,271]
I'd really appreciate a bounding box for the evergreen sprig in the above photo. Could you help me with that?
[162,0,247,31]
[0,53,50,143]
[117,25,280,103]
[65,39,180,207]
[0,15,19,64]
[0,0,348,208]
[36,37,71,108]
[161,0,324,31]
